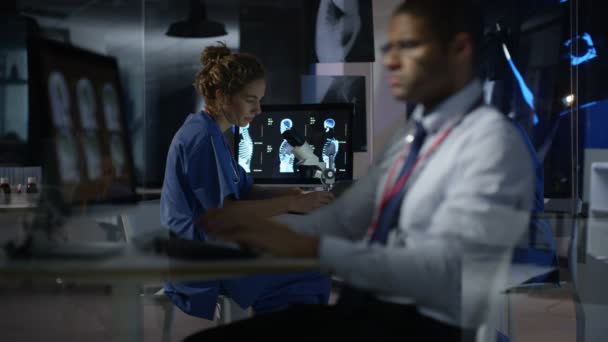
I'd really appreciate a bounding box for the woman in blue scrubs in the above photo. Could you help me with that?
[160,43,333,320]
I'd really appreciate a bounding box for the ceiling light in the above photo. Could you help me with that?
[166,0,227,38]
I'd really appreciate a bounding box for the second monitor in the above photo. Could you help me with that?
[234,103,354,185]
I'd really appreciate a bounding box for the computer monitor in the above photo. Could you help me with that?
[28,38,137,207]
[234,103,353,185]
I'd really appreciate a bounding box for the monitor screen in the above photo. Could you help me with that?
[30,38,137,206]
[234,103,353,185]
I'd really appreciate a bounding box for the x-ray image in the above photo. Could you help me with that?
[110,134,126,177]
[55,130,80,182]
[308,0,375,63]
[82,132,102,179]
[77,78,98,129]
[321,118,339,169]
[238,124,254,172]
[278,119,295,173]
[302,75,366,151]
[36,37,136,204]
[234,104,353,184]
[103,83,121,131]
[48,71,72,128]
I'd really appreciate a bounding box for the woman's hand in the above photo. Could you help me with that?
[281,187,305,196]
[288,191,335,214]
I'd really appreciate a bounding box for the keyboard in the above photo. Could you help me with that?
[150,236,258,260]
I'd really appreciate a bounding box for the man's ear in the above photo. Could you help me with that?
[451,32,473,60]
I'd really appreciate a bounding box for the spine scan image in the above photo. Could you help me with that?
[76,78,98,129]
[322,118,339,169]
[279,119,295,173]
[238,124,253,172]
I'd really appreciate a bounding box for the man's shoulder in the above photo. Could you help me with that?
[461,105,520,140]
[457,105,534,174]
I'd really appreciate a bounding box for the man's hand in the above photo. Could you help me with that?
[207,216,320,258]
[281,187,305,196]
[288,191,335,214]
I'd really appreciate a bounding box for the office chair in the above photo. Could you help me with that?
[113,200,249,341]
[112,202,174,342]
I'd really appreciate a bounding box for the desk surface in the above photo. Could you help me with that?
[0,253,319,283]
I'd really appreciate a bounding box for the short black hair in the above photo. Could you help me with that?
[393,0,483,51]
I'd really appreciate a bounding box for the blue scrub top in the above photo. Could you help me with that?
[161,111,330,319]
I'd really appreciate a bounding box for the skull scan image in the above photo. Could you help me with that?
[315,0,362,62]
[48,71,71,128]
[279,119,295,173]
[76,78,98,129]
[322,118,339,169]
[238,124,254,173]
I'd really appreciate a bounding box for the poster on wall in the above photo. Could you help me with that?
[301,75,367,151]
[307,0,375,63]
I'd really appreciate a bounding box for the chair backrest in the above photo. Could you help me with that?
[119,199,164,243]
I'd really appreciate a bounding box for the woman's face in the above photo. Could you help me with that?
[223,78,266,127]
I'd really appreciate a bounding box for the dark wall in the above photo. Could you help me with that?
[239,1,308,106]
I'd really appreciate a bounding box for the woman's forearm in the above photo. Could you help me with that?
[196,196,294,231]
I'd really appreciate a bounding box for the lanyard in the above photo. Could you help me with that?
[365,126,455,239]
[365,97,485,240]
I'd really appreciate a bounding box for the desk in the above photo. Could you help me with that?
[0,252,319,342]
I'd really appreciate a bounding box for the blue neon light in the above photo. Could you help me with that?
[507,60,535,110]
[502,44,540,125]
[564,33,598,66]
[559,101,599,117]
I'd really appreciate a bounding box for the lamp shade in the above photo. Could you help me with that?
[166,0,227,38]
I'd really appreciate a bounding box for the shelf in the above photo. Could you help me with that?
[592,163,608,173]
[590,207,608,217]
[0,79,27,85]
